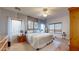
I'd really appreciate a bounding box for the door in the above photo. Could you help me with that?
[69,8,79,51]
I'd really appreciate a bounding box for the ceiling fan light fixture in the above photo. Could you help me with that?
[42,8,48,17]
[43,13,47,17]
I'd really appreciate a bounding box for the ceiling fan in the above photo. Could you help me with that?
[14,7,21,11]
[42,8,48,17]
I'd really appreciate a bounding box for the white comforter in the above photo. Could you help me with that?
[27,33,53,49]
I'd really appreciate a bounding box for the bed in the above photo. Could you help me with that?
[27,33,53,49]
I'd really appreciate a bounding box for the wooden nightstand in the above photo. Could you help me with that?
[17,34,27,43]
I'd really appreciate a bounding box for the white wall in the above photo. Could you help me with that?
[47,9,70,39]
[0,8,9,36]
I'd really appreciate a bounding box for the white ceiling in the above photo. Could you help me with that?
[2,7,68,20]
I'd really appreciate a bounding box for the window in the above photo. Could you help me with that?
[49,24,54,33]
[34,21,39,33]
[27,20,33,29]
[34,22,38,29]
[27,17,46,33]
[27,17,40,33]
[49,22,62,34]
[54,23,62,34]
[27,20,34,33]
[40,24,45,33]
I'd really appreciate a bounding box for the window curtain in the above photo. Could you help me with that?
[8,16,26,41]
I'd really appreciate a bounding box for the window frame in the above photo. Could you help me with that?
[34,20,39,30]
[49,22,62,34]
[49,23,54,33]
[40,23,46,33]
[27,17,39,33]
[27,20,34,30]
[54,22,62,34]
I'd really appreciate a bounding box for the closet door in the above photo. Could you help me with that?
[69,8,79,51]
